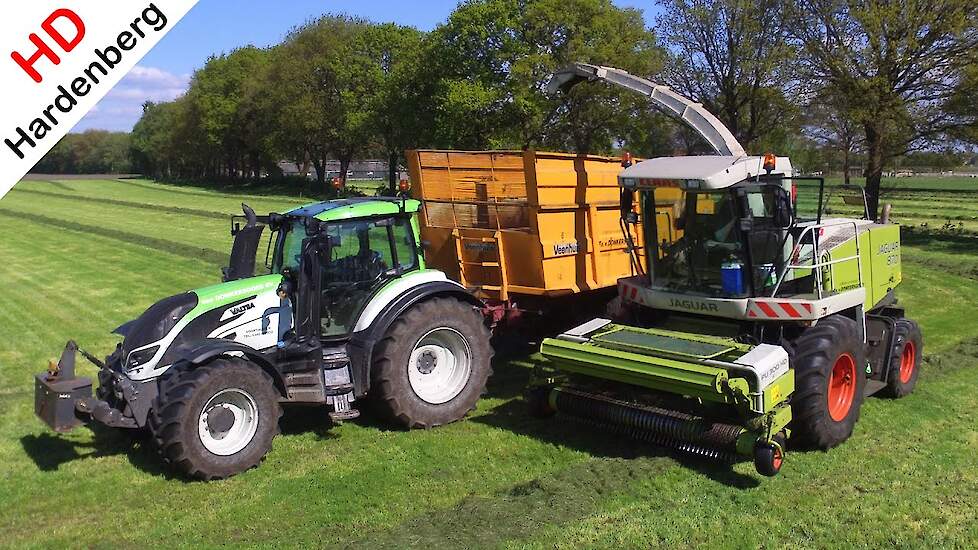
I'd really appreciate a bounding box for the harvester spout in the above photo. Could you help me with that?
[547,62,747,157]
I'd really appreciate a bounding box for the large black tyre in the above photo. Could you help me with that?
[148,358,282,480]
[789,314,866,449]
[883,318,922,398]
[371,297,492,429]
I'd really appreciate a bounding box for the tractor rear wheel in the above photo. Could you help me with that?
[789,314,866,449]
[884,318,922,398]
[371,297,492,429]
[149,358,282,480]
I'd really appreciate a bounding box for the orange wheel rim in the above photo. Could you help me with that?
[899,340,916,384]
[772,446,783,470]
[828,353,857,422]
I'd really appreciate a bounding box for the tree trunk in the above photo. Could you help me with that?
[388,150,399,195]
[339,152,352,188]
[842,146,851,186]
[312,158,326,186]
[863,123,884,221]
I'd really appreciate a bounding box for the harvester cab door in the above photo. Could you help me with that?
[319,215,418,339]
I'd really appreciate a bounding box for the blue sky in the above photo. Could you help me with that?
[76,0,662,132]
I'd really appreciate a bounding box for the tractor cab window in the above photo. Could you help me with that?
[320,216,417,338]
[655,190,746,297]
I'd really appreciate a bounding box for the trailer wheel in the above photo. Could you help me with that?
[884,319,922,398]
[753,433,786,477]
[148,358,282,480]
[789,314,866,449]
[371,297,492,429]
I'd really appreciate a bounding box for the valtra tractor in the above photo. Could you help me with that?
[528,64,923,476]
[35,197,493,479]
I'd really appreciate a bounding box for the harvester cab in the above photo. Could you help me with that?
[34,197,493,480]
[531,64,923,477]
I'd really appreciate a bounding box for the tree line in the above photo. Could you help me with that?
[38,0,978,219]
[31,130,132,174]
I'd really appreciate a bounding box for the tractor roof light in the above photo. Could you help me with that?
[399,179,411,194]
[763,153,777,174]
[332,177,343,190]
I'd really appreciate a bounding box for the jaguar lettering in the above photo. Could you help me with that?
[668,298,720,312]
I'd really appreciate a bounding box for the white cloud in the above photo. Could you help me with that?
[73,65,190,132]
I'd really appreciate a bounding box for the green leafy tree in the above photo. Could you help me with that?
[347,23,428,191]
[789,0,978,219]
[429,0,663,153]
[655,0,796,152]
[131,99,198,178]
[186,46,273,179]
[262,16,371,188]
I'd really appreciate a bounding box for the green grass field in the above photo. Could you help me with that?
[2,178,978,548]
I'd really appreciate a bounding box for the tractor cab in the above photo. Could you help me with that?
[620,154,797,300]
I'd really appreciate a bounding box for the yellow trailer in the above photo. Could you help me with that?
[407,149,682,307]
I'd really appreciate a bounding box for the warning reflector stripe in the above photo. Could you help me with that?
[747,300,815,319]
[779,302,802,318]
[756,302,779,318]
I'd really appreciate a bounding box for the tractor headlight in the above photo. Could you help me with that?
[127,346,160,370]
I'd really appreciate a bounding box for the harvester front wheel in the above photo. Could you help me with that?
[149,358,282,480]
[790,315,866,449]
[753,433,787,477]
[371,297,492,429]
[884,318,922,398]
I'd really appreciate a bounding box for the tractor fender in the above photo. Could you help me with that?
[173,339,287,397]
[347,280,483,397]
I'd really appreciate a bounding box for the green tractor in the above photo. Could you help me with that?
[35,197,492,479]
[529,64,923,476]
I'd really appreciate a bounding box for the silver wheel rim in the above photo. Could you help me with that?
[197,388,259,456]
[408,327,472,404]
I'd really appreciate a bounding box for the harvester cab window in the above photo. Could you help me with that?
[655,190,746,296]
[741,185,793,293]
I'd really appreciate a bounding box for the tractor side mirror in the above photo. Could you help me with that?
[773,187,794,228]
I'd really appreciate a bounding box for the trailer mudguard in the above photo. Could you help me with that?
[347,280,482,397]
[174,339,287,397]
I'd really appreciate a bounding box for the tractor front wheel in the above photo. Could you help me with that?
[884,318,922,398]
[149,358,282,480]
[790,314,866,449]
[371,297,492,429]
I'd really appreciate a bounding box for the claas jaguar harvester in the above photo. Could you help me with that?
[529,64,923,476]
[34,198,492,480]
